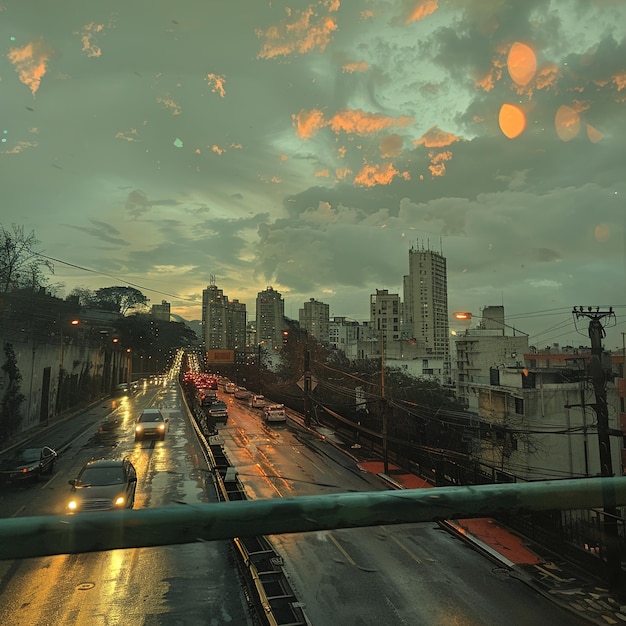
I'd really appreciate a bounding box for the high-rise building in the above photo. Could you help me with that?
[369,289,401,346]
[403,243,450,372]
[151,300,171,321]
[299,298,330,343]
[256,286,285,349]
[202,282,247,350]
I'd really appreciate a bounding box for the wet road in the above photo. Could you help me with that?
[218,393,589,626]
[0,379,589,625]
[0,380,254,626]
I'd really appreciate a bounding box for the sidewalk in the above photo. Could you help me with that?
[358,460,626,626]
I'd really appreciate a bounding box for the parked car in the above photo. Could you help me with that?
[134,408,168,441]
[0,446,57,483]
[249,394,267,408]
[263,404,287,423]
[67,458,137,512]
[207,400,229,422]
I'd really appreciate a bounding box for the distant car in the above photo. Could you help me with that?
[207,400,228,422]
[0,446,58,483]
[234,387,252,400]
[249,394,267,408]
[263,404,287,423]
[67,458,137,513]
[134,408,168,441]
[224,382,237,394]
[114,382,129,395]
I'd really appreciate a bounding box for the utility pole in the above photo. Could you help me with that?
[303,350,311,428]
[573,306,622,594]
[381,334,388,475]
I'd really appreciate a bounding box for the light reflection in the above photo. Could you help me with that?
[507,42,536,86]
[555,105,580,142]
[499,103,526,139]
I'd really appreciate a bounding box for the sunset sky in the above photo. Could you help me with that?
[2,1,626,348]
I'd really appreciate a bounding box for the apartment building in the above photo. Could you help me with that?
[299,298,330,343]
[256,286,285,349]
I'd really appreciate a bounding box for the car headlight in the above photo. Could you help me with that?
[68,500,78,511]
[158,423,165,431]
[113,495,126,507]
[135,425,143,432]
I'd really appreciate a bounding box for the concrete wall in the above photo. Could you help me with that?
[0,333,127,436]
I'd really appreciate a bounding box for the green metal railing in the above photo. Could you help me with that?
[1,476,625,561]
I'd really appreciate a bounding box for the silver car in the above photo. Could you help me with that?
[134,408,168,441]
[67,458,137,513]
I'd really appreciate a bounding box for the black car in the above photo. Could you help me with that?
[0,446,58,483]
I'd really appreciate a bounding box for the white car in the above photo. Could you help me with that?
[135,408,168,441]
[249,394,267,408]
[224,382,237,393]
[263,404,286,423]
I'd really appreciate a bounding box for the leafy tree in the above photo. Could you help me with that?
[93,286,148,314]
[0,224,53,293]
[67,286,97,308]
[0,343,25,441]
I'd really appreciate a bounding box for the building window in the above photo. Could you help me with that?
[515,397,524,415]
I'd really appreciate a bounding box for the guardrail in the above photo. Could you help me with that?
[181,380,308,626]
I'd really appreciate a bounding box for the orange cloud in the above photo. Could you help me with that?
[2,140,38,154]
[329,109,414,135]
[414,126,460,148]
[293,108,326,139]
[335,167,352,179]
[206,73,226,97]
[78,22,104,57]
[256,2,339,59]
[315,169,331,177]
[428,150,452,177]
[115,129,140,142]
[342,61,368,73]
[157,96,182,115]
[613,72,626,91]
[211,145,224,154]
[535,63,560,91]
[406,0,438,24]
[354,162,409,187]
[7,40,51,95]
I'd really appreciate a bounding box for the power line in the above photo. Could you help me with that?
[35,252,199,304]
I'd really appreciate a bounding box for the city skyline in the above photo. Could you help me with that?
[3,2,626,350]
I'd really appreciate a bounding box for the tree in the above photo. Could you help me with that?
[0,343,25,441]
[67,286,97,308]
[93,286,148,314]
[0,224,53,293]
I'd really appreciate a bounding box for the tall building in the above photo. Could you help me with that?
[369,289,401,347]
[151,300,171,321]
[403,243,450,373]
[256,286,285,349]
[202,282,247,350]
[299,298,330,343]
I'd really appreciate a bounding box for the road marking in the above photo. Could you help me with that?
[11,505,25,518]
[40,472,61,490]
[389,534,422,564]
[328,533,358,566]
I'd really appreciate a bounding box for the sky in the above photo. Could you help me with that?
[2,0,626,349]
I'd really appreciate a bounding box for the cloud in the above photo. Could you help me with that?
[7,39,52,95]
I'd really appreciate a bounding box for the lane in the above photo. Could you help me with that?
[219,395,587,625]
[0,380,254,626]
